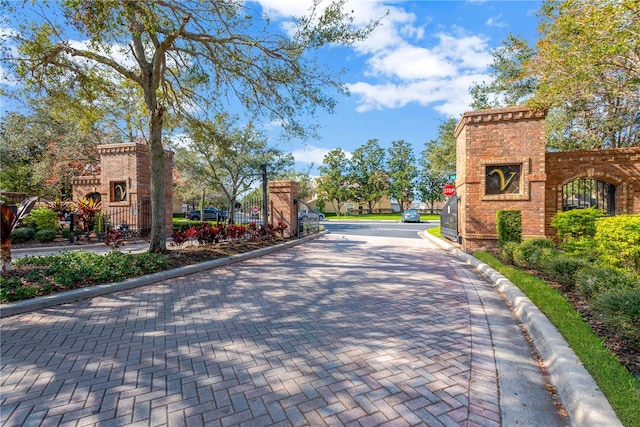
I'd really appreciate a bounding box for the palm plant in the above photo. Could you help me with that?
[75,197,102,239]
[1,196,38,272]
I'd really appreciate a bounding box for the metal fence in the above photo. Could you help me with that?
[440,195,459,243]
[296,199,321,237]
[94,198,152,240]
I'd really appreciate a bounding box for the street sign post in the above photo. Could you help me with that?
[443,184,456,197]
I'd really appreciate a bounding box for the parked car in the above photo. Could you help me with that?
[187,207,227,221]
[401,209,420,223]
[298,208,325,221]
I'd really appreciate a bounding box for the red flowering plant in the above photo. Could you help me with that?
[245,223,261,240]
[171,226,197,246]
[226,224,248,240]
[105,227,125,250]
[194,223,233,245]
[268,221,289,238]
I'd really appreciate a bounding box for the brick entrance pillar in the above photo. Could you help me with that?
[454,106,547,252]
[268,181,300,237]
[71,142,174,235]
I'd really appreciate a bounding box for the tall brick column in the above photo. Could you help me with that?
[268,180,300,237]
[454,106,547,252]
[71,142,174,234]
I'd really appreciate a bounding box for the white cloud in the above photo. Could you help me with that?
[347,70,491,116]
[251,1,497,118]
[486,14,507,28]
[336,4,495,117]
[366,44,457,80]
[291,145,332,165]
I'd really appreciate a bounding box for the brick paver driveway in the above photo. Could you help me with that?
[1,234,554,426]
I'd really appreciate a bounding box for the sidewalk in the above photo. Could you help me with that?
[0,233,619,426]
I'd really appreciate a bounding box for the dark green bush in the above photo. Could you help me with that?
[12,251,170,296]
[512,238,557,269]
[542,253,587,290]
[34,229,57,243]
[10,227,36,243]
[499,241,519,264]
[576,265,640,300]
[497,210,522,248]
[592,288,640,345]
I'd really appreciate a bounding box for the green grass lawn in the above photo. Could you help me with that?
[474,251,640,427]
[325,213,440,221]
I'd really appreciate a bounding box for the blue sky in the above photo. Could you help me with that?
[258,0,542,173]
[1,0,543,174]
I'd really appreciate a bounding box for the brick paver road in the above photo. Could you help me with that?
[1,234,563,426]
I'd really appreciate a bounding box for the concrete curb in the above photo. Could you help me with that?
[420,231,622,427]
[1,232,328,319]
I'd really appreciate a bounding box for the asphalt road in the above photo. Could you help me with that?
[322,220,437,239]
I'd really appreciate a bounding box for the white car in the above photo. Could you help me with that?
[298,208,325,221]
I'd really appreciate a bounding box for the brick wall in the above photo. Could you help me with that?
[454,106,547,252]
[71,142,174,233]
[545,147,640,236]
[268,181,299,237]
[454,106,640,253]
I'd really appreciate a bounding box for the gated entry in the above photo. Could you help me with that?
[440,195,458,243]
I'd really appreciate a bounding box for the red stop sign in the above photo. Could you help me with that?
[443,184,456,197]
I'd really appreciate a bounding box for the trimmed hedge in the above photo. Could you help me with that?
[497,210,522,248]
[10,227,36,243]
[34,229,57,243]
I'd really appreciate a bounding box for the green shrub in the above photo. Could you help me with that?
[27,207,60,231]
[542,252,587,290]
[576,265,640,300]
[512,238,557,269]
[499,241,519,265]
[592,288,640,345]
[551,207,604,242]
[496,210,522,248]
[594,214,640,273]
[18,214,38,230]
[61,228,71,238]
[559,236,600,259]
[14,251,170,293]
[34,229,57,243]
[10,227,36,243]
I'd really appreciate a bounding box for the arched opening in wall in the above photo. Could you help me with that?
[86,192,101,203]
[562,178,615,215]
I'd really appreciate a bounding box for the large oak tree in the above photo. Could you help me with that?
[6,0,379,252]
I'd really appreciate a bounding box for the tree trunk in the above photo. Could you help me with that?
[148,107,167,253]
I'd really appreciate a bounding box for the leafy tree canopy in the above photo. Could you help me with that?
[176,114,294,218]
[5,0,380,251]
[387,139,417,212]
[317,148,351,215]
[0,106,99,200]
[470,0,639,150]
[349,139,389,214]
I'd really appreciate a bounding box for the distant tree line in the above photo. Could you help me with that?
[315,118,456,215]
